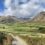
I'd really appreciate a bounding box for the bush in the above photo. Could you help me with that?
[39,27,45,33]
[3,27,5,29]
[0,32,7,45]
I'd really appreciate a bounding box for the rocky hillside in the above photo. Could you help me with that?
[0,16,19,23]
[0,11,45,23]
[0,16,31,23]
[32,11,45,22]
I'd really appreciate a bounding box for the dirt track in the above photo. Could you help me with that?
[8,33,27,45]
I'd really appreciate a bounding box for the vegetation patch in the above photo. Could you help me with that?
[19,35,45,45]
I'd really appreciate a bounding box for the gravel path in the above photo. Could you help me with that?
[8,33,27,45]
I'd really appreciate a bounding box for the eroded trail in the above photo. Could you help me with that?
[8,33,27,45]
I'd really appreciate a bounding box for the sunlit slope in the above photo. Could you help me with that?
[32,12,45,22]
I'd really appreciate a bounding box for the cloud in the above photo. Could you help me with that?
[0,12,4,16]
[0,0,45,18]
[5,0,11,8]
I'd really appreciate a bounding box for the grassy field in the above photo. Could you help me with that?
[0,22,45,45]
[0,22,45,34]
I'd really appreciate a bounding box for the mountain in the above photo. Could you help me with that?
[0,16,19,23]
[32,11,45,22]
[0,16,31,23]
[0,11,45,23]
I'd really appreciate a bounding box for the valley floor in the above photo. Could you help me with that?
[0,22,45,45]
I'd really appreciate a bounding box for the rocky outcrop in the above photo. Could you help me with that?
[32,12,45,22]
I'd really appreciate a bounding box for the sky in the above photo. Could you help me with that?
[0,0,45,18]
[0,0,5,12]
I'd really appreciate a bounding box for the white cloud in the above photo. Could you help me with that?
[42,8,45,11]
[0,12,4,16]
[5,0,11,8]
[0,0,45,18]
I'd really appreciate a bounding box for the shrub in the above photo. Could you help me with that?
[3,27,5,29]
[39,27,45,33]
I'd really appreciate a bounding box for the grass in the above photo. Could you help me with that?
[19,35,45,45]
[0,22,45,34]
[0,22,45,45]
